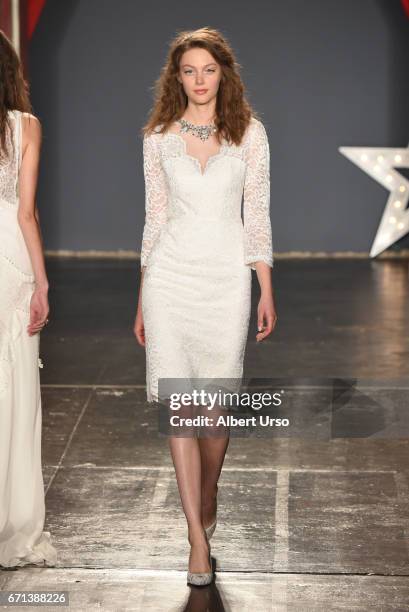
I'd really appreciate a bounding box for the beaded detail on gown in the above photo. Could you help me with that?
[0,109,57,568]
[140,116,273,403]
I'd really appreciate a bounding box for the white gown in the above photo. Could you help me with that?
[0,109,57,568]
[141,116,273,403]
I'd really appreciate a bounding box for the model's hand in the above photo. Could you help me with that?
[134,304,146,347]
[28,287,49,336]
[256,292,277,342]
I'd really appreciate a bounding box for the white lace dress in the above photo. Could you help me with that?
[141,116,273,402]
[0,109,57,568]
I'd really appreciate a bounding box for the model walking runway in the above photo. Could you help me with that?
[141,116,273,403]
[0,29,57,569]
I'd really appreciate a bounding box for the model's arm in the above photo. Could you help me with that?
[139,132,169,269]
[134,131,169,347]
[243,119,277,341]
[17,113,49,336]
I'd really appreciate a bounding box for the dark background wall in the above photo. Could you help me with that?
[29,0,409,254]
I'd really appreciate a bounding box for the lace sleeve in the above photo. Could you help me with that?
[243,119,273,270]
[140,131,169,268]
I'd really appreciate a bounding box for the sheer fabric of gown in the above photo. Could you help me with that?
[0,109,57,568]
[140,116,273,402]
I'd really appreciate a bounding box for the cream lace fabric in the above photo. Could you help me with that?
[140,116,273,271]
[140,117,273,402]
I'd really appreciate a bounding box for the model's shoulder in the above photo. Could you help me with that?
[19,111,40,128]
[242,116,267,148]
[144,124,165,138]
[143,125,167,154]
[250,115,262,126]
[21,111,38,121]
[8,109,39,125]
[249,116,267,135]
[25,112,41,136]
[18,112,42,145]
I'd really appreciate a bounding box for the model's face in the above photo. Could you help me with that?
[177,47,222,105]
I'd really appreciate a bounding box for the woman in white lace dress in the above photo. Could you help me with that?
[134,28,277,585]
[0,31,57,568]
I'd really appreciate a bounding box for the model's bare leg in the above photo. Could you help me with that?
[198,402,230,528]
[198,436,229,527]
[168,436,211,573]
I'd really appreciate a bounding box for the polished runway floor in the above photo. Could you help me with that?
[1,257,409,611]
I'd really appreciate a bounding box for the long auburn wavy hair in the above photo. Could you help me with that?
[143,27,259,146]
[0,29,32,161]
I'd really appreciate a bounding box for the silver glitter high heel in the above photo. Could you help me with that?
[187,545,213,587]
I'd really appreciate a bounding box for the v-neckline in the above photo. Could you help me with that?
[165,131,227,176]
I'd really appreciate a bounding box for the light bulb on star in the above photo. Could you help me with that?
[339,143,409,257]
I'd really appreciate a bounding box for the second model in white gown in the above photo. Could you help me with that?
[0,109,57,568]
[141,116,273,403]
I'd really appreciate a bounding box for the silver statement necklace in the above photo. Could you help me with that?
[178,118,217,142]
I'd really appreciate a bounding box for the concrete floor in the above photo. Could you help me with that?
[1,257,409,611]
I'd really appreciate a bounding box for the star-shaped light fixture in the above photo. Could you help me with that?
[339,144,409,257]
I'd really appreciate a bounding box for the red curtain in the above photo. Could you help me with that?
[0,0,12,38]
[19,0,46,76]
[27,0,46,39]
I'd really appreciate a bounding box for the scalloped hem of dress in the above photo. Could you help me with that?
[0,531,58,569]
[146,391,159,404]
